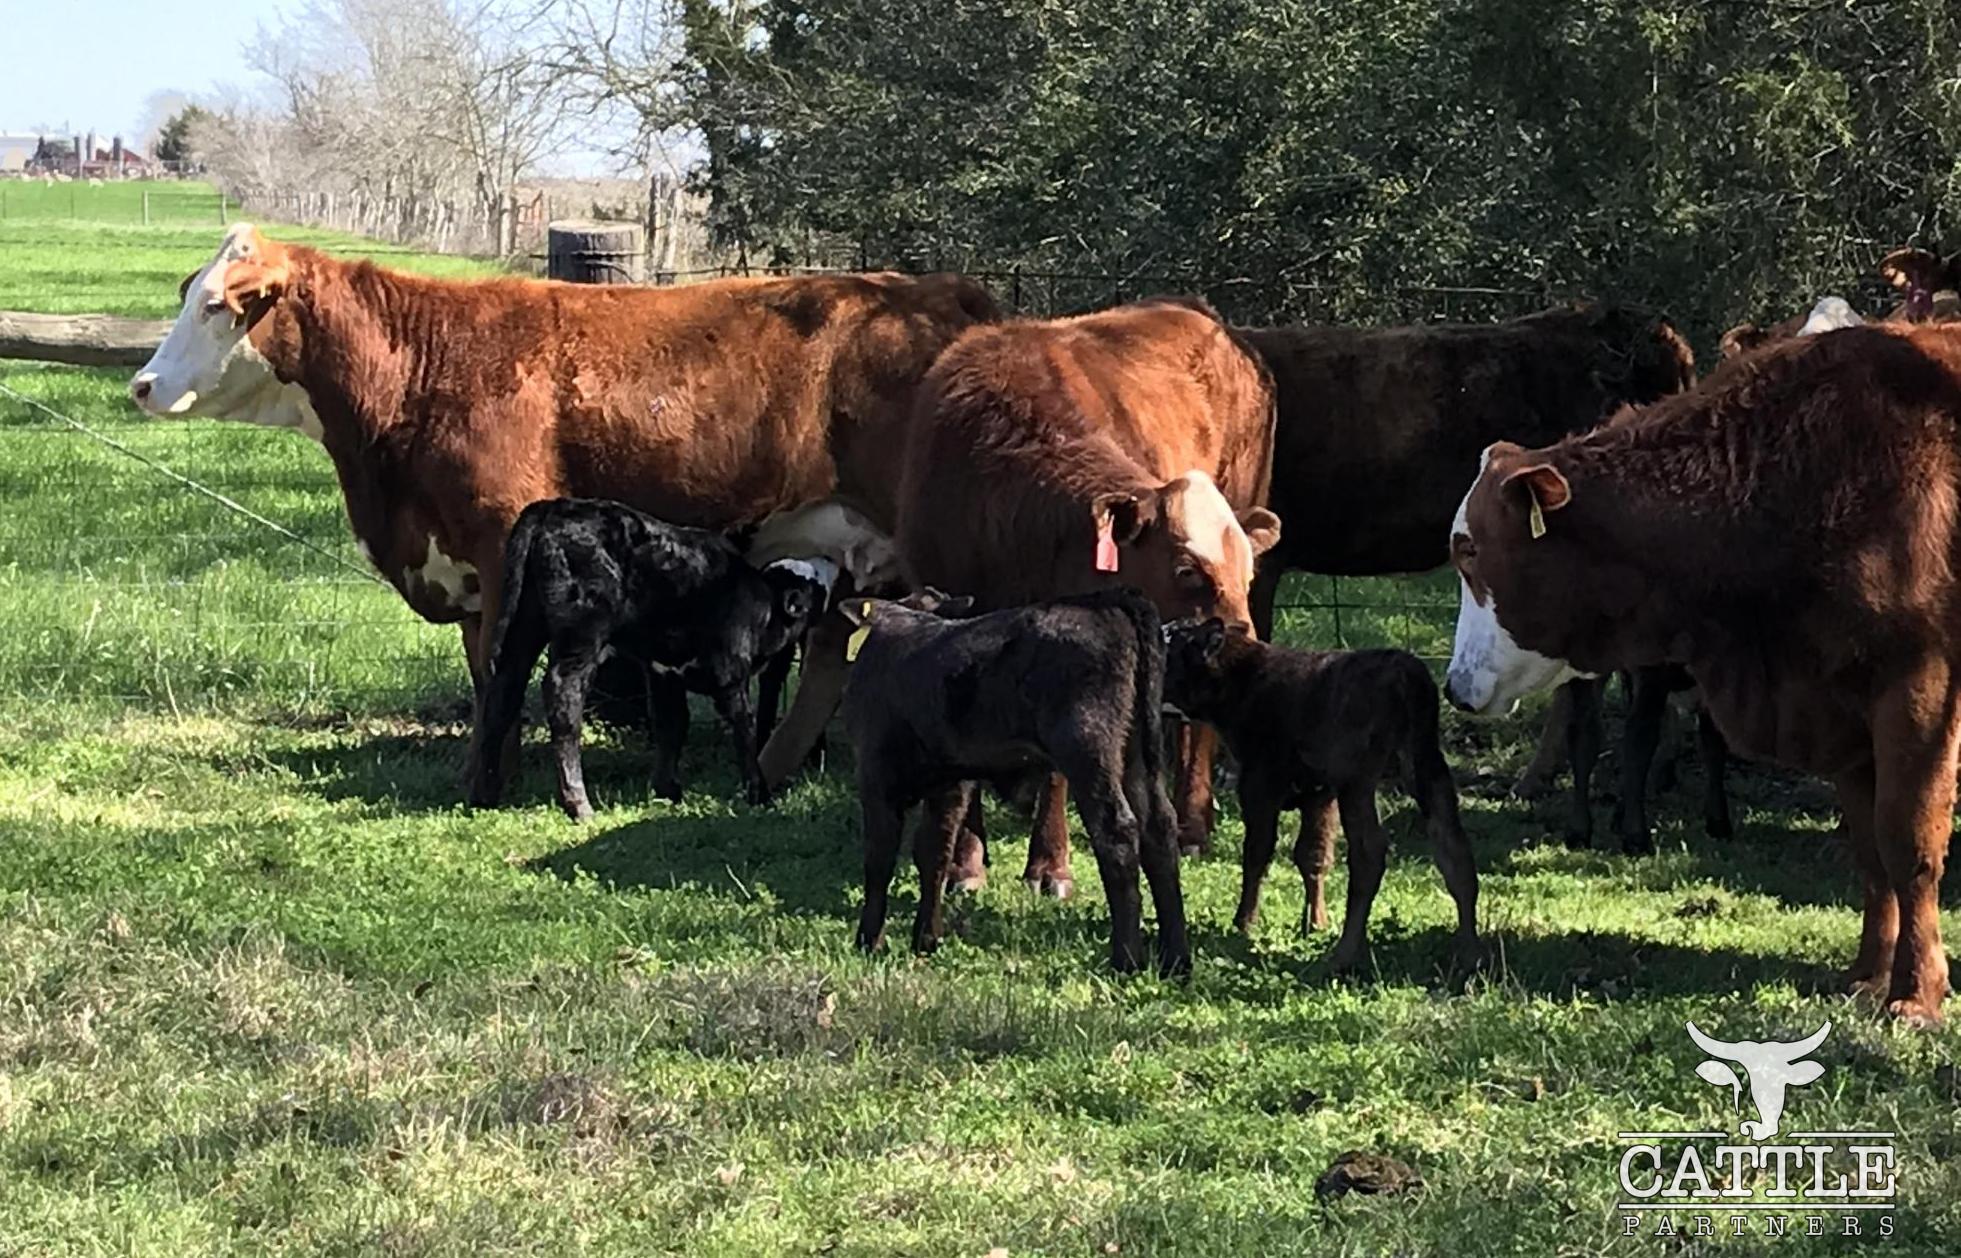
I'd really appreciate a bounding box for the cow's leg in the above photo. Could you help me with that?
[710,681,767,806]
[645,672,689,801]
[1024,774,1075,899]
[1512,682,1573,800]
[1326,783,1387,975]
[466,606,545,808]
[541,645,602,822]
[1562,677,1603,848]
[755,642,794,747]
[912,783,973,954]
[1248,555,1284,643]
[759,609,849,791]
[1292,793,1339,934]
[1174,721,1219,855]
[1697,704,1734,839]
[1870,669,1959,1026]
[1611,667,1668,855]
[855,783,907,954]
[948,790,988,895]
[1232,775,1281,934]
[1835,763,1893,1000]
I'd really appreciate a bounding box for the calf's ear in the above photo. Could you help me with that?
[1197,617,1228,664]
[1501,463,1572,513]
[1236,506,1282,557]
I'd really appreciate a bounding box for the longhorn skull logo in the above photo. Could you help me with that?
[1686,1020,1830,1140]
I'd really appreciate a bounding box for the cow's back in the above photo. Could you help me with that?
[1244,304,1692,575]
[896,299,1275,608]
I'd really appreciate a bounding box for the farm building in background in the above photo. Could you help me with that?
[3,132,154,179]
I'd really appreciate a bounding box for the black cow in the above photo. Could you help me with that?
[840,588,1189,976]
[1161,619,1479,971]
[469,498,836,819]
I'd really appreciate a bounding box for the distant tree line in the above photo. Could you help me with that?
[654,0,1961,345]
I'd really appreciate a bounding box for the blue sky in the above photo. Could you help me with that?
[0,0,294,140]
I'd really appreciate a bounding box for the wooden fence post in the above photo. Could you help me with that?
[142,189,150,226]
[218,192,227,225]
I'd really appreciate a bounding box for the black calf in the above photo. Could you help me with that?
[1162,620,1479,973]
[469,498,834,819]
[840,589,1189,976]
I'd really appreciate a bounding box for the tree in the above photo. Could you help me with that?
[154,104,212,165]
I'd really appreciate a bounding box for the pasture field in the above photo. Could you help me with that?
[0,207,1957,1256]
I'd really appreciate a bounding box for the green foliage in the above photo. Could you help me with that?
[153,104,212,166]
[676,0,1961,344]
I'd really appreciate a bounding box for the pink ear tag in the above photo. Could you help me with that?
[1094,518,1120,573]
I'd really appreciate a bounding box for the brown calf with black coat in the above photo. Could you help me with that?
[1161,620,1479,971]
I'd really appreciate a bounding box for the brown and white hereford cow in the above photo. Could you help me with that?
[1446,323,1961,1025]
[129,224,997,782]
[894,296,1282,896]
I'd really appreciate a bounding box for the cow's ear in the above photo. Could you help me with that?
[1236,506,1282,557]
[221,251,291,323]
[1501,463,1572,513]
[1095,490,1158,545]
[937,594,975,618]
[839,597,875,627]
[1881,247,1943,318]
[1718,323,1765,360]
[779,584,816,621]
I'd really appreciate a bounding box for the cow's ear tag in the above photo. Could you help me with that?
[1094,517,1120,573]
[1528,492,1547,540]
[846,600,874,662]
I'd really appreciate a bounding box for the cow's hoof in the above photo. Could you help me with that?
[744,785,772,808]
[1025,874,1074,900]
[1179,844,1206,859]
[1510,772,1555,802]
[948,869,987,895]
[1562,829,1593,851]
[1157,948,1193,980]
[1885,997,1945,1029]
[1705,816,1734,840]
[467,782,501,809]
[1452,933,1486,970]
[1326,942,1369,975]
[650,778,684,803]
[1619,832,1655,857]
[560,798,594,823]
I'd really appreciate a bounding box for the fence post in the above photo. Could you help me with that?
[218,192,227,225]
[142,189,150,226]
[1330,576,1345,648]
[70,185,77,218]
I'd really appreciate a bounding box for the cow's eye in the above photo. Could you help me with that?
[201,297,227,319]
[1175,564,1210,592]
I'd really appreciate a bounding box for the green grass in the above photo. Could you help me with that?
[1,203,1959,1257]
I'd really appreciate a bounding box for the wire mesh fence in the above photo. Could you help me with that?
[0,226,1555,715]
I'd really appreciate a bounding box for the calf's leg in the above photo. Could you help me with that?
[710,681,767,806]
[1024,774,1075,899]
[948,792,988,894]
[912,784,974,954]
[854,785,908,953]
[1512,683,1572,800]
[1292,793,1339,933]
[1326,783,1388,975]
[755,642,794,747]
[467,604,545,808]
[645,673,689,801]
[541,646,602,822]
[1063,761,1146,973]
[1126,749,1189,978]
[1232,780,1282,934]
[1411,733,1480,961]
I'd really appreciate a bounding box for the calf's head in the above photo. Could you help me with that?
[129,224,312,433]
[1445,443,1601,715]
[753,558,840,659]
[1880,247,1961,322]
[1093,471,1280,629]
[1160,617,1244,719]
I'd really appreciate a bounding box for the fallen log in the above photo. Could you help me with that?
[0,310,170,368]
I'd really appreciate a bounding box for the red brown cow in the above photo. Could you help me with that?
[1445,322,1961,1025]
[1718,247,1960,361]
[895,296,1282,896]
[129,224,997,785]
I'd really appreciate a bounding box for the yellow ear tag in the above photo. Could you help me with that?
[846,601,874,662]
[1528,493,1547,540]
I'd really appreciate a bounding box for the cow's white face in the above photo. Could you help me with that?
[129,223,321,439]
[1443,447,1582,714]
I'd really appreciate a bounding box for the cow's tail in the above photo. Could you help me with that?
[484,508,540,681]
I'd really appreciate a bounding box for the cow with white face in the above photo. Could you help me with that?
[1444,442,1593,714]
[129,224,321,438]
